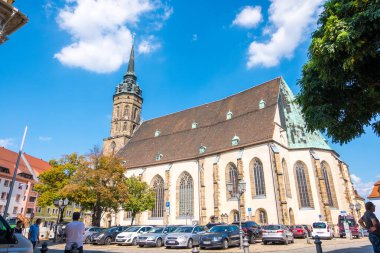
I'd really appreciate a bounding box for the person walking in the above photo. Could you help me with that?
[28,218,41,249]
[64,212,85,253]
[14,220,23,234]
[359,202,380,253]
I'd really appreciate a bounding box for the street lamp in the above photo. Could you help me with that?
[53,198,69,242]
[227,179,246,249]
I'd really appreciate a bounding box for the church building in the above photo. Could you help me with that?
[103,45,359,228]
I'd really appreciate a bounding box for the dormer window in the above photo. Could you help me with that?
[156,153,163,161]
[232,134,240,146]
[154,130,161,137]
[192,122,198,129]
[199,145,207,154]
[226,111,233,120]
[259,99,266,109]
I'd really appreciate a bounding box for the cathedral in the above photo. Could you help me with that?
[102,44,360,228]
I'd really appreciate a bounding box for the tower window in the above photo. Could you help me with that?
[116,106,120,117]
[259,99,266,109]
[123,122,127,131]
[226,111,233,120]
[154,130,161,137]
[124,105,130,119]
[192,122,198,129]
[133,108,138,120]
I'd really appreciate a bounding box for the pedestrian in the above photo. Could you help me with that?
[28,218,41,249]
[359,202,380,253]
[64,212,85,253]
[14,220,23,234]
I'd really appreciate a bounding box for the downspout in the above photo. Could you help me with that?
[268,143,281,224]
[197,159,201,225]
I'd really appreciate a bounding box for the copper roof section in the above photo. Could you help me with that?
[368,180,380,199]
[117,78,281,168]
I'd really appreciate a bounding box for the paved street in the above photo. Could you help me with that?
[35,237,373,253]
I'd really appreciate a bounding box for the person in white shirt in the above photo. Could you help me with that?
[65,212,85,253]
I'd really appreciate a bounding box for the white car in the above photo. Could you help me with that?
[0,215,33,253]
[311,221,333,239]
[115,226,152,245]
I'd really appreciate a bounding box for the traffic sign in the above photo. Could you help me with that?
[248,207,252,212]
[166,201,170,207]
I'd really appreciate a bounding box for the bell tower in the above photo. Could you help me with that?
[103,40,143,156]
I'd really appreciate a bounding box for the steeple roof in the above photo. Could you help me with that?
[125,38,135,77]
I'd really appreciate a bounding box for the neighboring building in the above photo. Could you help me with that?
[102,45,360,228]
[0,0,28,44]
[0,147,50,219]
[34,203,82,225]
[368,180,380,218]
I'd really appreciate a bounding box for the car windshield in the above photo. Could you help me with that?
[262,225,281,230]
[105,228,116,233]
[295,225,303,229]
[313,222,327,229]
[148,227,164,233]
[126,226,140,232]
[209,226,230,232]
[173,226,194,233]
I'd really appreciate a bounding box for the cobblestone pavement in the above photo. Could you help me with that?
[34,237,372,253]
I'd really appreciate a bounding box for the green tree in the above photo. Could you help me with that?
[297,0,380,144]
[122,176,155,225]
[62,151,128,226]
[34,153,83,221]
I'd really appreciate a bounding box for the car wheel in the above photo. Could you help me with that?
[250,235,256,244]
[165,246,171,249]
[187,239,193,249]
[104,237,112,245]
[132,237,137,246]
[84,236,91,244]
[284,237,289,245]
[156,238,162,247]
[263,241,268,245]
[139,245,144,248]
[222,239,228,249]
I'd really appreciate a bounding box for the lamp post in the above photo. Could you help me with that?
[53,198,69,243]
[227,179,246,249]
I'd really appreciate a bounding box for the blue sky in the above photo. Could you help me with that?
[0,0,379,197]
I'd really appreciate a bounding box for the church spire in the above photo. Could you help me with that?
[125,33,136,79]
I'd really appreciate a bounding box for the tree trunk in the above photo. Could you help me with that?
[130,213,135,226]
[91,206,102,227]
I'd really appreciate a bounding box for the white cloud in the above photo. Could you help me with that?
[54,0,171,73]
[351,174,374,199]
[246,0,324,68]
[38,136,52,142]
[233,6,263,28]
[137,36,161,54]
[0,138,13,148]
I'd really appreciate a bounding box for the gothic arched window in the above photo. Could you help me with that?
[178,172,193,217]
[124,105,130,119]
[282,159,292,198]
[227,163,238,199]
[133,108,138,120]
[151,175,164,217]
[123,122,127,131]
[322,162,337,208]
[255,208,267,224]
[295,161,313,208]
[116,106,120,118]
[253,159,266,196]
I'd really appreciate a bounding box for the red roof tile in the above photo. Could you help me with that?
[368,180,380,199]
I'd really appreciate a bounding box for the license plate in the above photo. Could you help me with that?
[203,241,211,244]
[116,239,123,242]
[168,240,175,244]
[317,232,323,234]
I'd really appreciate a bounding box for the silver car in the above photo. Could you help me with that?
[83,227,103,244]
[137,226,178,247]
[262,224,294,245]
[164,225,206,249]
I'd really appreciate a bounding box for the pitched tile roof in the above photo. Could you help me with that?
[368,180,380,199]
[117,77,281,168]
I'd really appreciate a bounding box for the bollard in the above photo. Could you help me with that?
[243,236,250,253]
[306,235,311,244]
[349,231,353,240]
[314,235,323,253]
[191,245,200,253]
[70,242,79,253]
[40,242,49,253]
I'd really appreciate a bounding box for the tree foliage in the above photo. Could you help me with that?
[62,151,128,226]
[34,153,82,207]
[297,0,380,144]
[122,176,155,225]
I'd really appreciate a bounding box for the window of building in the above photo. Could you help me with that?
[123,122,127,131]
[1,192,6,200]
[231,134,240,146]
[226,111,233,120]
[154,130,161,137]
[16,194,21,202]
[37,207,41,213]
[116,106,120,118]
[253,159,266,196]
[0,167,10,174]
[20,208,24,214]
[259,99,266,109]
[199,145,206,154]
[321,162,337,208]
[295,161,313,208]
[29,196,36,203]
[47,208,50,214]
[26,184,28,190]
[192,122,198,129]
[155,153,163,161]
[124,105,130,119]
[232,210,239,222]
[227,163,239,199]
[178,172,194,217]
[26,208,33,214]
[282,159,292,198]
[12,207,18,214]
[18,173,33,179]
[256,209,267,224]
[4,180,9,187]
[18,183,23,190]
[23,196,26,201]
[151,175,164,218]
[124,211,132,219]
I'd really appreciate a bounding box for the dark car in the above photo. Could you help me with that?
[205,222,225,230]
[200,225,240,249]
[232,221,262,244]
[289,225,308,238]
[91,226,128,245]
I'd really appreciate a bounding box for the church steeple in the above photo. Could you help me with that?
[125,38,135,78]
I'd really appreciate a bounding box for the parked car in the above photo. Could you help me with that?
[137,225,178,247]
[199,224,240,249]
[115,226,153,246]
[91,226,128,245]
[262,224,294,245]
[302,224,312,237]
[338,215,360,238]
[290,225,308,238]
[232,221,262,244]
[205,222,225,230]
[311,221,333,240]
[83,227,103,244]
[0,214,33,252]
[164,225,206,249]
